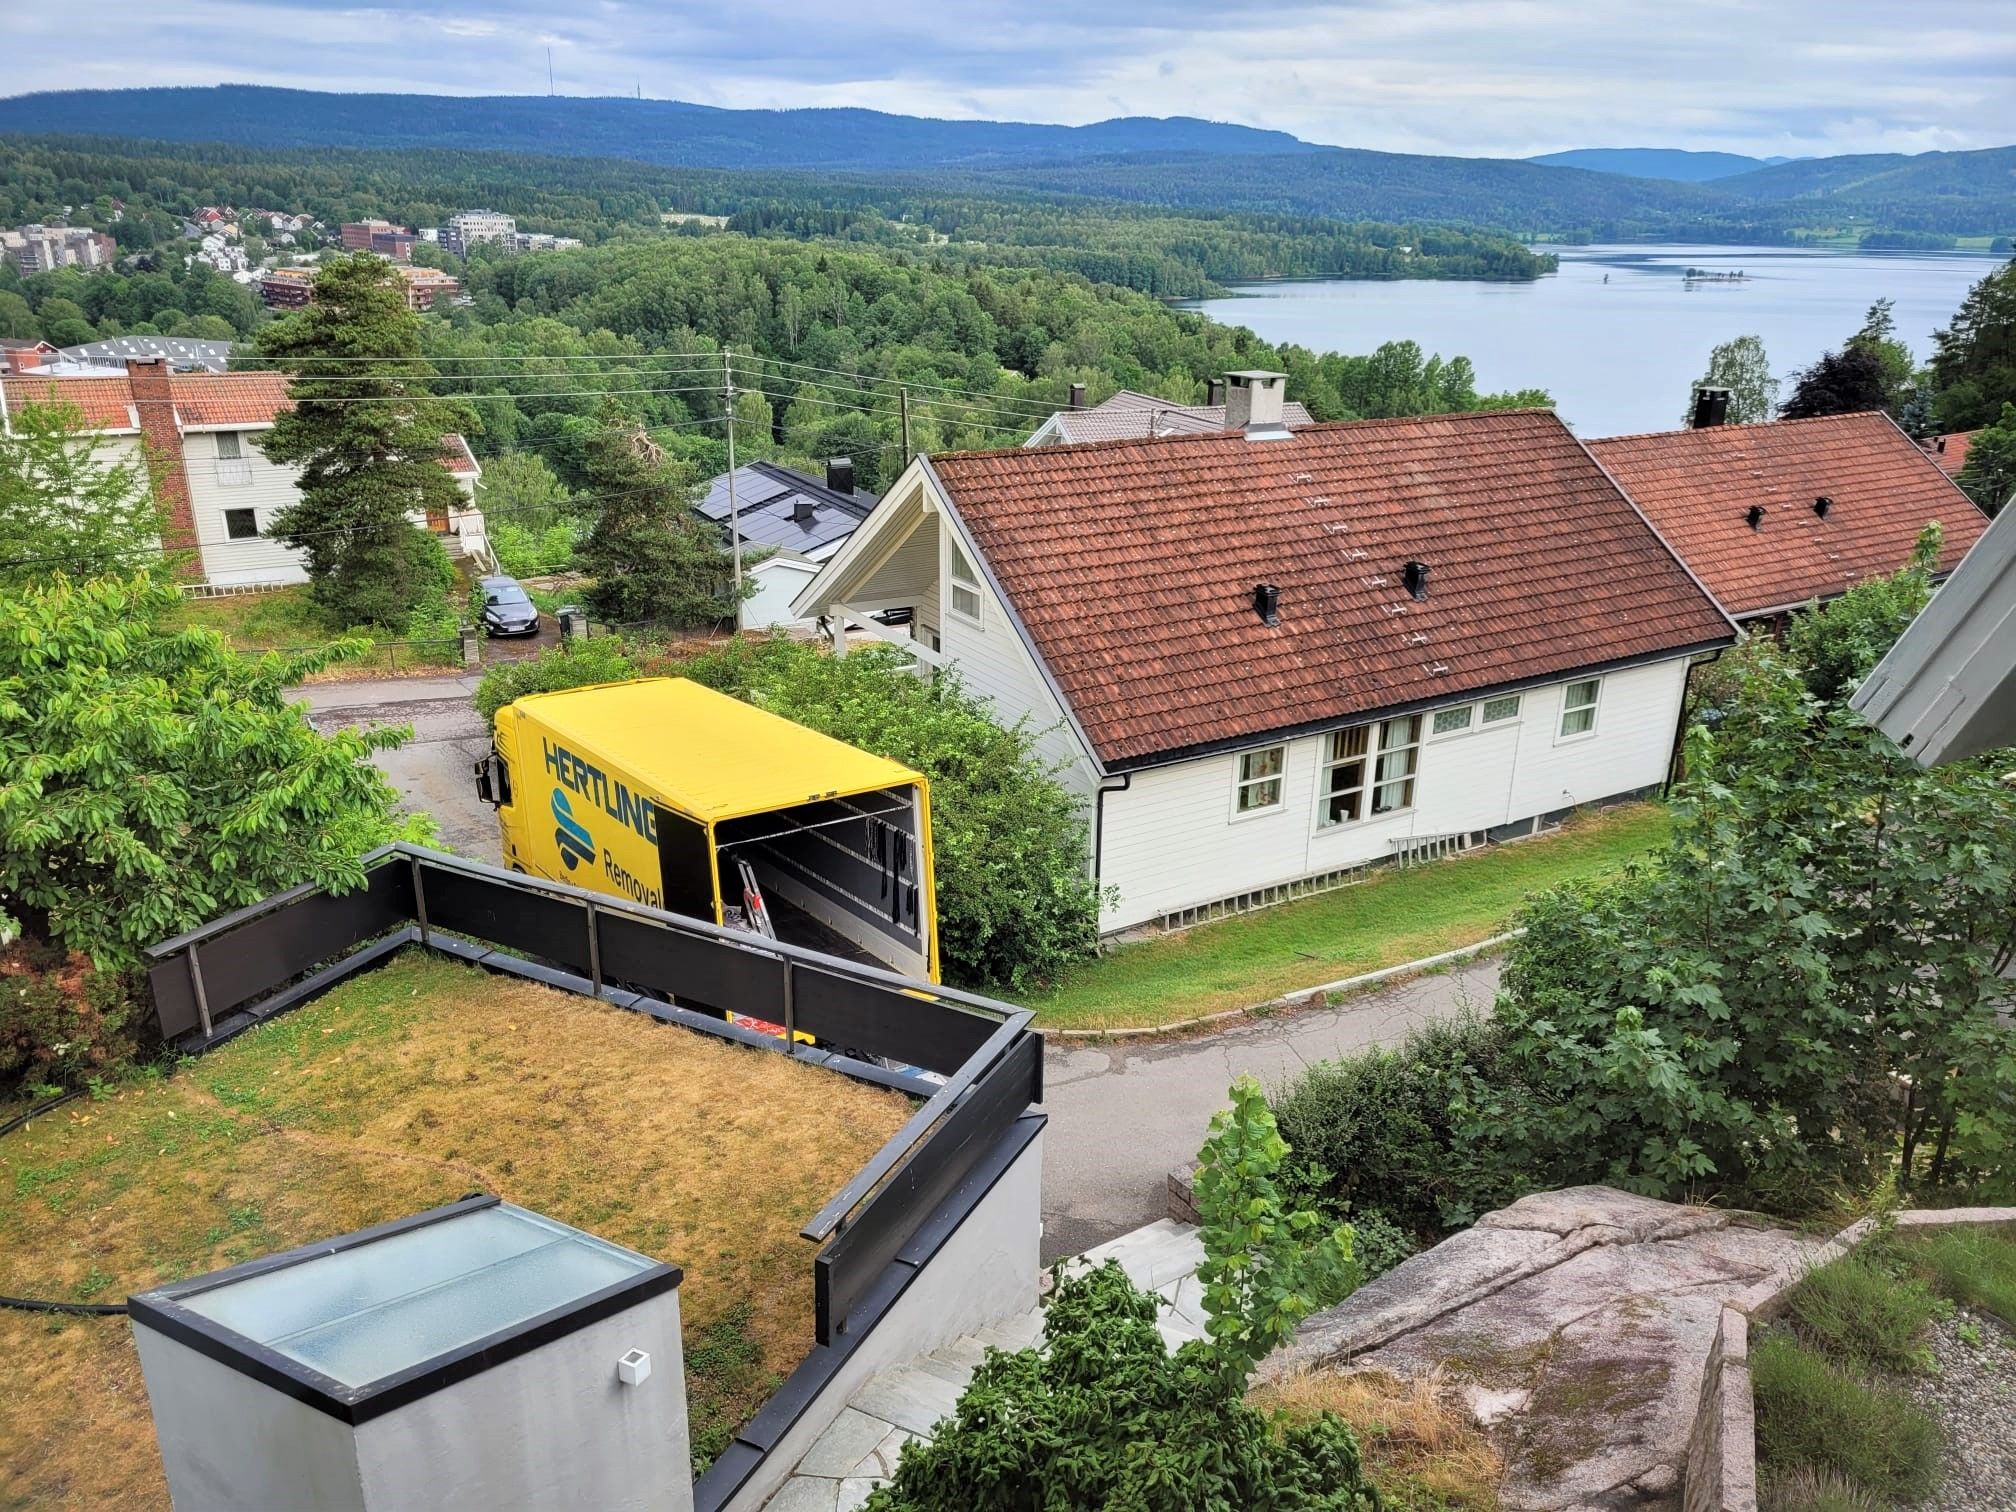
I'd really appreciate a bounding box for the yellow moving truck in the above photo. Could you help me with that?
[474,677,939,982]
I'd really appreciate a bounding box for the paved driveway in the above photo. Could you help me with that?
[298,675,500,863]
[1039,959,1501,1262]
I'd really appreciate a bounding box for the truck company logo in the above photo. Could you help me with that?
[542,739,658,844]
[551,788,595,871]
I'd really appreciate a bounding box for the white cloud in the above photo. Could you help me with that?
[2,0,2011,157]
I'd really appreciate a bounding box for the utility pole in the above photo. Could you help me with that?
[724,348,742,630]
[899,386,912,465]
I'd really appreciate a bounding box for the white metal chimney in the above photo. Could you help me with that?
[1223,371,1290,439]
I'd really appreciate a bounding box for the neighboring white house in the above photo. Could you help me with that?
[1024,377,1316,446]
[796,373,1736,933]
[694,458,878,629]
[0,359,488,588]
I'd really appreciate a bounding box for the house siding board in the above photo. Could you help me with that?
[930,409,1733,768]
[936,526,1098,798]
[1590,413,1989,620]
[184,429,311,586]
[1095,660,1686,931]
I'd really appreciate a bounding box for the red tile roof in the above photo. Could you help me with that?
[2,371,294,429]
[929,409,1733,768]
[1931,430,1974,476]
[440,433,480,476]
[1,376,138,428]
[1589,413,1988,620]
[168,371,293,427]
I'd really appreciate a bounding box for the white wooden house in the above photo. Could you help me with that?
[1,359,487,588]
[796,375,1736,934]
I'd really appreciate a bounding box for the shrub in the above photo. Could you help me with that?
[490,519,579,578]
[0,941,138,1095]
[682,638,1105,991]
[864,1080,1377,1511]
[1271,1014,1528,1234]
[1751,1333,1940,1503]
[472,638,638,721]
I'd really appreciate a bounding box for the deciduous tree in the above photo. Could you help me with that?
[1780,345,1892,420]
[1687,334,1778,423]
[0,399,169,587]
[0,574,434,971]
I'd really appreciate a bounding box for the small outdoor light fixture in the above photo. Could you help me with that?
[1402,560,1430,600]
[1252,582,1282,626]
[1746,504,1767,530]
[128,1195,691,1512]
[1813,495,1834,518]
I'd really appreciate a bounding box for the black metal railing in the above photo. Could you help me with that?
[143,843,1040,1345]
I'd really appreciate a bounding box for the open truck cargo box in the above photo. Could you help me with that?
[482,677,938,983]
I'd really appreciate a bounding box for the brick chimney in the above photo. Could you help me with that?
[126,357,201,579]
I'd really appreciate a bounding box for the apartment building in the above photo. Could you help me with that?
[341,219,418,260]
[443,209,516,255]
[2,223,118,274]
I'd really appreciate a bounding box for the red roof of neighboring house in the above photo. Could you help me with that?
[440,433,480,476]
[928,409,1733,768]
[2,371,293,430]
[1932,430,1974,476]
[1589,413,1989,621]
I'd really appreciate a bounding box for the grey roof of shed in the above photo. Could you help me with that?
[56,336,234,373]
[1041,389,1316,444]
[696,462,878,554]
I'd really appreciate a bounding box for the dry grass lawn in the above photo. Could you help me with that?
[1252,1368,1504,1510]
[0,950,913,1509]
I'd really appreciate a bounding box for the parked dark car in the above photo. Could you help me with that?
[478,575,542,638]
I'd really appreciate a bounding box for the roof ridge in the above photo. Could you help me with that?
[940,405,1560,463]
[1590,411,1894,446]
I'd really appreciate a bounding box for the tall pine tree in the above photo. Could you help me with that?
[256,254,472,628]
[575,403,746,628]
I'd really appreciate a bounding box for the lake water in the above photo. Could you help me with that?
[1182,245,2006,438]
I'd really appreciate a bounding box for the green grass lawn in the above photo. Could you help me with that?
[165,586,462,675]
[1026,804,1670,1032]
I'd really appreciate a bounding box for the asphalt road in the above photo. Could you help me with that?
[294,670,1493,1266]
[298,674,501,862]
[1038,959,1501,1262]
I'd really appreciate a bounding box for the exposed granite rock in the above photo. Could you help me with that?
[1267,1186,1825,1510]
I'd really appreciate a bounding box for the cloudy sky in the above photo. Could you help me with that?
[7,0,2013,159]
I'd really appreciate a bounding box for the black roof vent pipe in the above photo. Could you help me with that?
[825,456,854,495]
[1746,504,1767,530]
[1813,495,1833,518]
[1252,583,1281,627]
[1402,560,1430,600]
[1068,382,1087,410]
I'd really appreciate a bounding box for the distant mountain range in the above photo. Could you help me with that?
[1525,148,1795,182]
[0,86,2008,239]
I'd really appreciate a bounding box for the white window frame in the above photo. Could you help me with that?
[1557,678,1602,741]
[1314,716,1421,829]
[1480,694,1523,725]
[1429,705,1474,739]
[1371,715,1422,816]
[1232,745,1287,819]
[947,537,984,627]
[213,430,243,459]
[1315,725,1371,829]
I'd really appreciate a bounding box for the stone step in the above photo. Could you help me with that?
[847,1365,966,1439]
[909,1354,977,1391]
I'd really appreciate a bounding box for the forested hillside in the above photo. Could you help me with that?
[3,86,2009,240]
[372,237,1552,495]
[0,86,1322,168]
[0,137,1553,300]
[1526,148,1779,182]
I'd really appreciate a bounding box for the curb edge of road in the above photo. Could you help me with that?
[1039,930,1523,1042]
